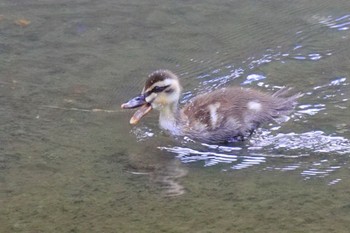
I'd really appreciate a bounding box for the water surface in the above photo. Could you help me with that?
[1,0,350,232]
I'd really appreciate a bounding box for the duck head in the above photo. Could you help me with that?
[121,70,182,124]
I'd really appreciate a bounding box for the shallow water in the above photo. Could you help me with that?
[1,0,350,232]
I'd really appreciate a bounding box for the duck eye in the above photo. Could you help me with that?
[152,85,170,93]
[153,86,162,92]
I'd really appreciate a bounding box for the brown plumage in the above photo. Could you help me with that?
[121,70,301,144]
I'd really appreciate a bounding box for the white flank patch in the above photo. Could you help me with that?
[208,103,221,127]
[247,101,262,111]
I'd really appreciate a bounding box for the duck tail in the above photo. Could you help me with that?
[273,87,303,102]
[272,87,303,120]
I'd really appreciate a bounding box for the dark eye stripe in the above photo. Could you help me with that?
[144,85,171,97]
[152,85,170,93]
[165,88,174,94]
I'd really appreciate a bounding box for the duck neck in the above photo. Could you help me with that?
[159,102,181,134]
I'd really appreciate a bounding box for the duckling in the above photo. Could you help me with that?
[121,70,301,143]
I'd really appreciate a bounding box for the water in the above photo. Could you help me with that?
[1,0,350,232]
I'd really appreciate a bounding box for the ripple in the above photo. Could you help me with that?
[328,178,342,185]
[316,14,350,31]
[290,51,329,61]
[158,130,350,179]
[297,104,326,115]
[330,77,347,86]
[231,156,266,170]
[242,74,266,85]
[201,67,245,89]
[159,146,238,166]
[300,159,343,179]
[293,55,307,60]
[308,53,322,60]
[131,126,155,141]
[255,131,350,155]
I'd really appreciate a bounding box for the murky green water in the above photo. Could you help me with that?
[1,0,350,232]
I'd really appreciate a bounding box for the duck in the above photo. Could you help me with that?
[121,70,301,144]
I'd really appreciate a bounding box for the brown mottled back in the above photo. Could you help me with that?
[181,87,300,142]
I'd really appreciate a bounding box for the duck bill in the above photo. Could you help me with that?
[121,94,147,109]
[121,94,153,125]
[129,103,152,125]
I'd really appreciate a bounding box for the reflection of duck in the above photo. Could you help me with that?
[122,70,301,143]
